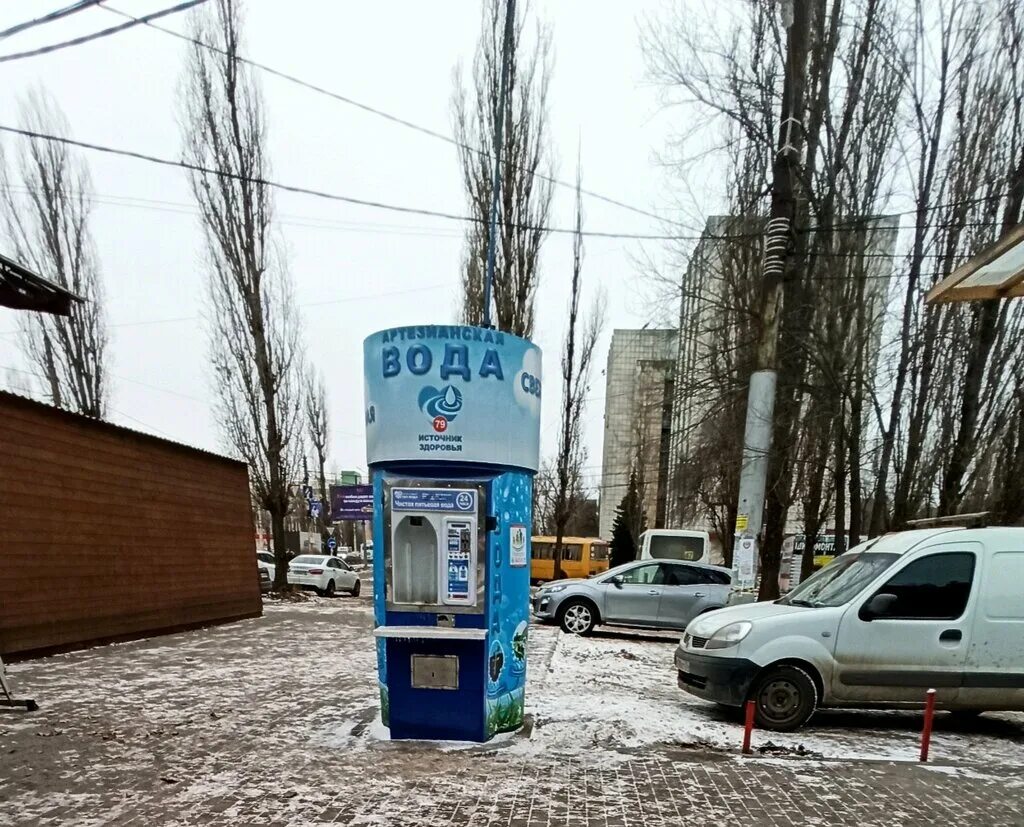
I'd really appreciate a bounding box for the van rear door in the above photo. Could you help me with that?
[831,545,979,703]
[961,547,1024,708]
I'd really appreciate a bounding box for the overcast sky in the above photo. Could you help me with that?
[0,0,718,489]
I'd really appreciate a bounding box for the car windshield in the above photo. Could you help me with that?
[292,555,326,565]
[778,552,899,607]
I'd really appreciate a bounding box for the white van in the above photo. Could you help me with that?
[639,529,711,564]
[675,527,1024,730]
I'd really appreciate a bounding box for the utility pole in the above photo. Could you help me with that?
[481,0,517,329]
[731,0,811,592]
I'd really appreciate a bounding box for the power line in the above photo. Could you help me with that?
[3,126,1009,245]
[3,182,991,277]
[99,1,683,229]
[1,183,465,238]
[0,0,206,63]
[0,125,761,241]
[0,1,105,40]
[0,282,450,337]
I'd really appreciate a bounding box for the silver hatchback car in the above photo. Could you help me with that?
[532,559,733,635]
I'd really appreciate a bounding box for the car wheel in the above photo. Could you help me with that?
[558,600,596,636]
[350,579,361,597]
[324,580,336,597]
[750,664,818,731]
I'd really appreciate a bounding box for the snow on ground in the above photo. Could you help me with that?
[519,625,1024,765]
[3,596,1024,825]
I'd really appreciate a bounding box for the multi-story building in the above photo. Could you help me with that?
[664,213,899,533]
[597,214,899,546]
[597,329,678,539]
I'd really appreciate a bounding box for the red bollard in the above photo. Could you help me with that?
[920,688,937,762]
[742,700,755,755]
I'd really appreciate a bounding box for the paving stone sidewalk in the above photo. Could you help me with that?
[2,597,1022,826]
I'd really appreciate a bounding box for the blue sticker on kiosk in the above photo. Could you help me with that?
[447,559,470,599]
[392,488,477,512]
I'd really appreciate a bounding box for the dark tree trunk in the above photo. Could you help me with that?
[801,431,830,581]
[270,506,289,590]
[833,412,847,558]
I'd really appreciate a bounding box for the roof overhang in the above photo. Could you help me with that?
[0,251,82,316]
[926,223,1024,304]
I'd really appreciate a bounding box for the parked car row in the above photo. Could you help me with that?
[256,552,361,597]
[534,526,1024,734]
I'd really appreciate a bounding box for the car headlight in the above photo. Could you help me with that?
[686,616,720,638]
[544,584,568,594]
[705,621,752,650]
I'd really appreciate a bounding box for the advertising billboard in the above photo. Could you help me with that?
[331,484,374,521]
[363,325,542,471]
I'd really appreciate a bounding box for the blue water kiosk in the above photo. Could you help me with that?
[364,324,541,741]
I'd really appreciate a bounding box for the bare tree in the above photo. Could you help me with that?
[531,458,558,535]
[551,167,606,580]
[534,457,598,537]
[647,0,907,595]
[304,368,330,534]
[0,89,108,417]
[181,0,304,589]
[453,0,554,338]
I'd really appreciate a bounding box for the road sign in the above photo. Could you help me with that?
[327,536,337,551]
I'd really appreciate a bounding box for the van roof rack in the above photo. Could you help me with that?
[904,512,989,529]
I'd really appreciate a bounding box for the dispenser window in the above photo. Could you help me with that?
[392,515,439,605]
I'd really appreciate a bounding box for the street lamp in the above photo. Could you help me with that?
[926,223,1024,303]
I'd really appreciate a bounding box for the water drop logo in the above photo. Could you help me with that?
[418,384,463,432]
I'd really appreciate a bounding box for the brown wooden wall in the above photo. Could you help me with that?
[0,392,261,659]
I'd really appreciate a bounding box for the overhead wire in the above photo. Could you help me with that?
[0,1,106,40]
[0,281,451,337]
[98,1,683,229]
[0,125,762,241]
[0,0,207,63]
[0,183,466,238]
[2,125,1010,248]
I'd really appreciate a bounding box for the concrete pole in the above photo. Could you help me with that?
[731,0,810,592]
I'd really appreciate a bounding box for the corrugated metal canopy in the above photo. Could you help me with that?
[0,251,82,316]
[927,223,1024,303]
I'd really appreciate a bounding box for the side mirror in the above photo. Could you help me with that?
[609,575,624,589]
[861,592,898,621]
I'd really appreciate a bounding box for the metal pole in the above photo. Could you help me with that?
[920,688,937,762]
[731,0,810,596]
[482,0,517,329]
[742,700,756,755]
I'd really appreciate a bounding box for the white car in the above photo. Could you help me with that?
[257,551,276,584]
[677,526,1024,731]
[287,554,361,597]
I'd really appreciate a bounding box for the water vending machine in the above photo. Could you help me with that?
[364,325,541,741]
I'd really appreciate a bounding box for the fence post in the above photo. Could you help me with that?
[920,688,937,762]
[742,700,755,755]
